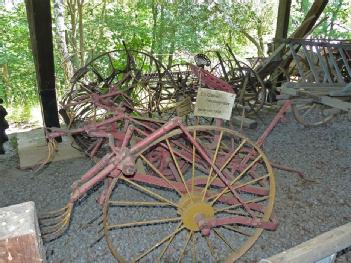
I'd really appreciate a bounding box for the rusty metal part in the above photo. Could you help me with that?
[103,125,276,262]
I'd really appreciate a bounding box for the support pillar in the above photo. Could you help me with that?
[274,0,292,51]
[25,0,61,141]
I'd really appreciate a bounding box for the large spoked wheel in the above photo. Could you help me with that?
[103,126,275,262]
[291,101,337,127]
[211,60,266,116]
[67,49,173,117]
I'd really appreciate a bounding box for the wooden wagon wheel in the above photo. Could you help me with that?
[291,101,337,127]
[287,54,338,127]
[103,126,275,262]
[211,60,266,116]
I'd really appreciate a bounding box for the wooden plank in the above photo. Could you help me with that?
[259,222,351,263]
[0,202,45,263]
[319,96,351,112]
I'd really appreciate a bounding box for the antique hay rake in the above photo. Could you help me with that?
[42,82,302,263]
[39,49,304,262]
[42,114,278,262]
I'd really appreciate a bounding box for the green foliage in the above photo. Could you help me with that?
[1,0,350,123]
[7,104,32,123]
[0,3,37,106]
[289,0,351,39]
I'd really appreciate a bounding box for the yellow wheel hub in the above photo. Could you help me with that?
[177,192,214,231]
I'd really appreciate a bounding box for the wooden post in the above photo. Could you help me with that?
[25,0,61,142]
[274,0,292,50]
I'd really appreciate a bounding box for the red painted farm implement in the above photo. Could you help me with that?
[40,49,301,262]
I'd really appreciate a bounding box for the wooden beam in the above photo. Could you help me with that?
[25,0,61,141]
[290,0,329,39]
[259,222,351,263]
[274,0,292,50]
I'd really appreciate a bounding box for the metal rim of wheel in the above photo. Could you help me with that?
[103,125,275,262]
[59,49,176,154]
[291,101,337,127]
[65,49,174,117]
[211,60,266,115]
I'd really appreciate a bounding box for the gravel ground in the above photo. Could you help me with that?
[0,110,350,263]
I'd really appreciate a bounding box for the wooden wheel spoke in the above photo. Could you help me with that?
[302,103,317,116]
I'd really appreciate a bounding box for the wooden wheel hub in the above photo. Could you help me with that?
[177,192,214,231]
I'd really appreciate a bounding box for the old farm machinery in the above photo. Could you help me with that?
[277,39,351,127]
[37,46,308,262]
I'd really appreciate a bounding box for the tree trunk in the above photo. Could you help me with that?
[0,64,10,103]
[77,0,85,67]
[67,0,79,68]
[53,0,74,81]
[150,0,158,55]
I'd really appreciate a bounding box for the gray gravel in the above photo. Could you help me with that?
[0,110,350,263]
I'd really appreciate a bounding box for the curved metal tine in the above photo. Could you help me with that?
[39,211,68,227]
[41,205,73,240]
[42,220,70,241]
[39,204,70,219]
[41,215,69,236]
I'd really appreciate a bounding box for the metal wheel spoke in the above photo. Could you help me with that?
[177,231,193,263]
[202,131,224,200]
[223,225,251,236]
[191,129,197,192]
[140,154,183,196]
[208,174,269,200]
[158,223,183,261]
[108,217,181,230]
[209,154,263,205]
[205,139,247,195]
[205,236,218,261]
[215,196,269,213]
[191,233,196,263]
[165,139,192,198]
[108,200,173,207]
[133,225,185,262]
[213,228,234,251]
[120,177,178,207]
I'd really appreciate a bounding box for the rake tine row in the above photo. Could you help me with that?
[40,204,73,241]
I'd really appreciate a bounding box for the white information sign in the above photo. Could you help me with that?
[194,88,236,120]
